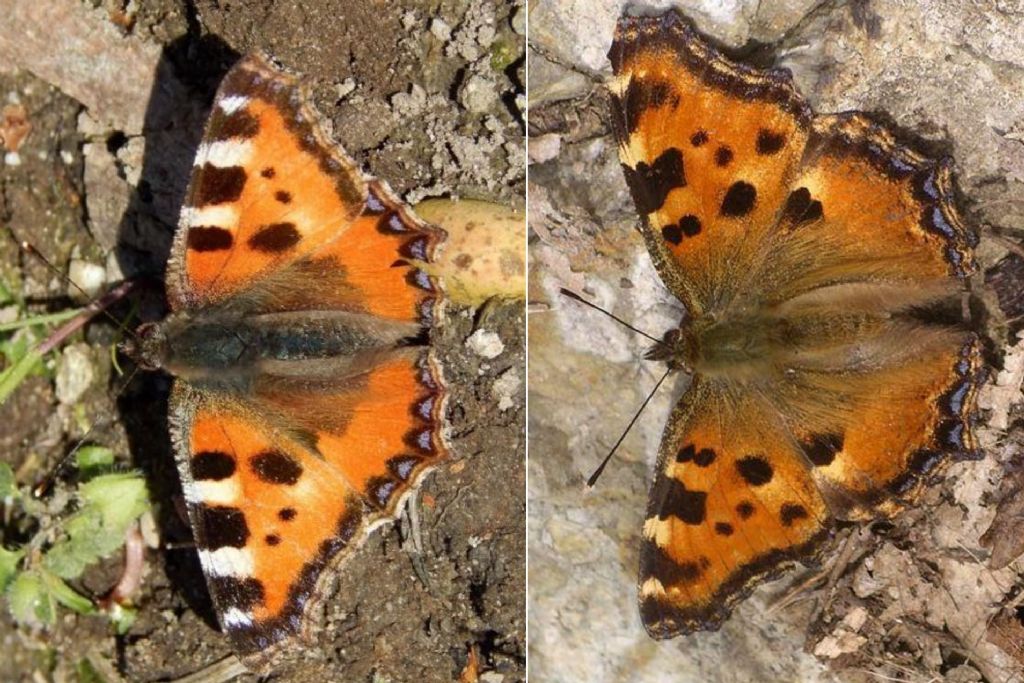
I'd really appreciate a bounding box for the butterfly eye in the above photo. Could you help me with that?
[136,322,159,339]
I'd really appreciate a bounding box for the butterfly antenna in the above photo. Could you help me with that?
[559,287,661,344]
[586,365,672,489]
[32,362,143,497]
[19,241,140,345]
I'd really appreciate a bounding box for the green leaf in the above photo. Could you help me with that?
[79,473,149,531]
[42,569,94,615]
[0,545,24,591]
[75,446,115,472]
[0,461,15,498]
[7,570,55,626]
[43,473,148,580]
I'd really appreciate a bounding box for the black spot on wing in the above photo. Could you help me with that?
[662,224,683,245]
[714,146,733,166]
[250,451,303,485]
[803,432,843,467]
[209,575,264,611]
[265,534,281,546]
[192,451,236,480]
[736,456,773,486]
[782,187,824,226]
[187,226,233,252]
[676,444,695,463]
[640,540,706,586]
[756,129,786,155]
[780,502,809,527]
[621,148,686,215]
[260,167,275,178]
[720,181,757,217]
[714,521,734,536]
[274,190,292,204]
[736,501,755,519]
[278,507,297,521]
[693,448,716,467]
[690,130,708,147]
[197,505,249,549]
[662,215,702,245]
[193,164,247,206]
[679,215,701,237]
[248,222,301,253]
[652,475,707,525]
[210,110,259,141]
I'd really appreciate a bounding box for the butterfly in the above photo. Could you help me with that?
[605,11,984,638]
[126,53,448,671]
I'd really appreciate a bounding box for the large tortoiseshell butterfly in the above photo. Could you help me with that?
[605,11,983,638]
[128,53,448,670]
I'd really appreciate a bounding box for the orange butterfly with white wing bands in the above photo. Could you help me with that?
[129,53,449,671]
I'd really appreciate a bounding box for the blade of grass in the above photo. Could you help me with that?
[0,346,44,405]
[0,308,83,333]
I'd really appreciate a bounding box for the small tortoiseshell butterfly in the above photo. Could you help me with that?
[605,11,983,637]
[128,53,448,671]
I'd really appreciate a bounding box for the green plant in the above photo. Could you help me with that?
[0,448,149,633]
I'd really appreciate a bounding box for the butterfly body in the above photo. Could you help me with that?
[127,53,449,671]
[136,305,421,380]
[608,12,984,639]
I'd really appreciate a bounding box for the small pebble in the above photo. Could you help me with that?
[466,329,504,359]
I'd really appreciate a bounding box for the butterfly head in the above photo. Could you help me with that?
[121,321,168,372]
[643,326,695,374]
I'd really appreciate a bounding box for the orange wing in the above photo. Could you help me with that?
[161,53,449,670]
[607,15,976,312]
[171,348,446,670]
[608,13,811,315]
[166,53,443,323]
[610,11,983,638]
[639,378,830,637]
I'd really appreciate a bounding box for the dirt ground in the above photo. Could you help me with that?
[528,1,1024,682]
[0,0,524,681]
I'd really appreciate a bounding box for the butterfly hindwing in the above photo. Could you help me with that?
[250,348,447,519]
[639,378,830,636]
[173,347,446,668]
[172,384,367,664]
[796,334,984,520]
